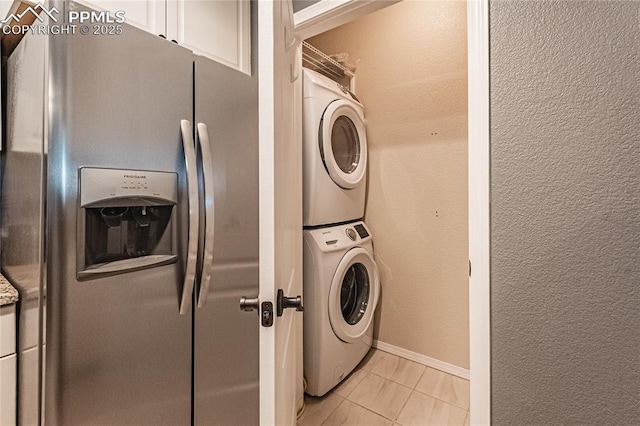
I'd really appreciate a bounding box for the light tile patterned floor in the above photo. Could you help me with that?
[298,349,470,426]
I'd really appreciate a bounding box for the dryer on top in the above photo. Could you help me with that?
[303,68,368,227]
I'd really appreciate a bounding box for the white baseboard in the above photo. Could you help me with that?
[372,340,470,380]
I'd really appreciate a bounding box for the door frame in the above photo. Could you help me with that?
[293,1,491,424]
[467,0,491,424]
[294,0,402,40]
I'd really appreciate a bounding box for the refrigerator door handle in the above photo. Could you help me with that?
[179,119,199,314]
[196,122,215,308]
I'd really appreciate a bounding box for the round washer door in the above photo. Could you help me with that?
[320,100,367,189]
[328,247,380,343]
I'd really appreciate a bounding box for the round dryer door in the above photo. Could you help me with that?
[328,247,380,343]
[320,100,367,189]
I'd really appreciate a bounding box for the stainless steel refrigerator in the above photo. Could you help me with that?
[1,2,258,424]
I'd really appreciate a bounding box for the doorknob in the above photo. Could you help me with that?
[240,296,274,327]
[277,289,304,317]
[239,296,259,312]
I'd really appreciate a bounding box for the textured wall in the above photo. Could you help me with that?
[490,1,640,424]
[309,0,469,368]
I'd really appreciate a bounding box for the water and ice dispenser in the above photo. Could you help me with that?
[77,167,178,279]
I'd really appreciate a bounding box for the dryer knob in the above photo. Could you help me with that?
[346,228,357,241]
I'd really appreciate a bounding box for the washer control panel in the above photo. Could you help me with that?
[306,221,372,252]
[353,223,369,238]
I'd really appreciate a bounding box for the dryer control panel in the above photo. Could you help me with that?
[306,221,372,253]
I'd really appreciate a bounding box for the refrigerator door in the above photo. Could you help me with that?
[193,54,259,425]
[43,7,193,425]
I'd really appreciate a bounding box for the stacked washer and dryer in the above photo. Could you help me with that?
[302,68,381,397]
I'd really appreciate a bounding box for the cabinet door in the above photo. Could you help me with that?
[0,304,15,357]
[0,354,17,425]
[174,0,250,74]
[76,0,166,36]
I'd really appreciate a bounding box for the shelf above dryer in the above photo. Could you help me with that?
[302,41,357,91]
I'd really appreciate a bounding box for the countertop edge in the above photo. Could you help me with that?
[0,274,19,306]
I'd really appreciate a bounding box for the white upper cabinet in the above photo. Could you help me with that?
[77,0,166,36]
[173,0,250,74]
[77,0,251,74]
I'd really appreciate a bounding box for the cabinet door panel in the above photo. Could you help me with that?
[176,0,250,74]
[0,354,17,425]
[77,0,166,36]
[0,304,16,357]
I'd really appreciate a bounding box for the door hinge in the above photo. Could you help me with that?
[469,260,472,277]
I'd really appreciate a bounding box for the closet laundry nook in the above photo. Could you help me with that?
[295,0,470,424]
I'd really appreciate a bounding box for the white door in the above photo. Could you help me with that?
[258,1,303,425]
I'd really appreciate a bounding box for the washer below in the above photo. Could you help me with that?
[303,221,380,396]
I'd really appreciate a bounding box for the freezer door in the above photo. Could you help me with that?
[193,53,259,425]
[42,5,193,425]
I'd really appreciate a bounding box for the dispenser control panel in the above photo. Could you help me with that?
[80,167,178,207]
